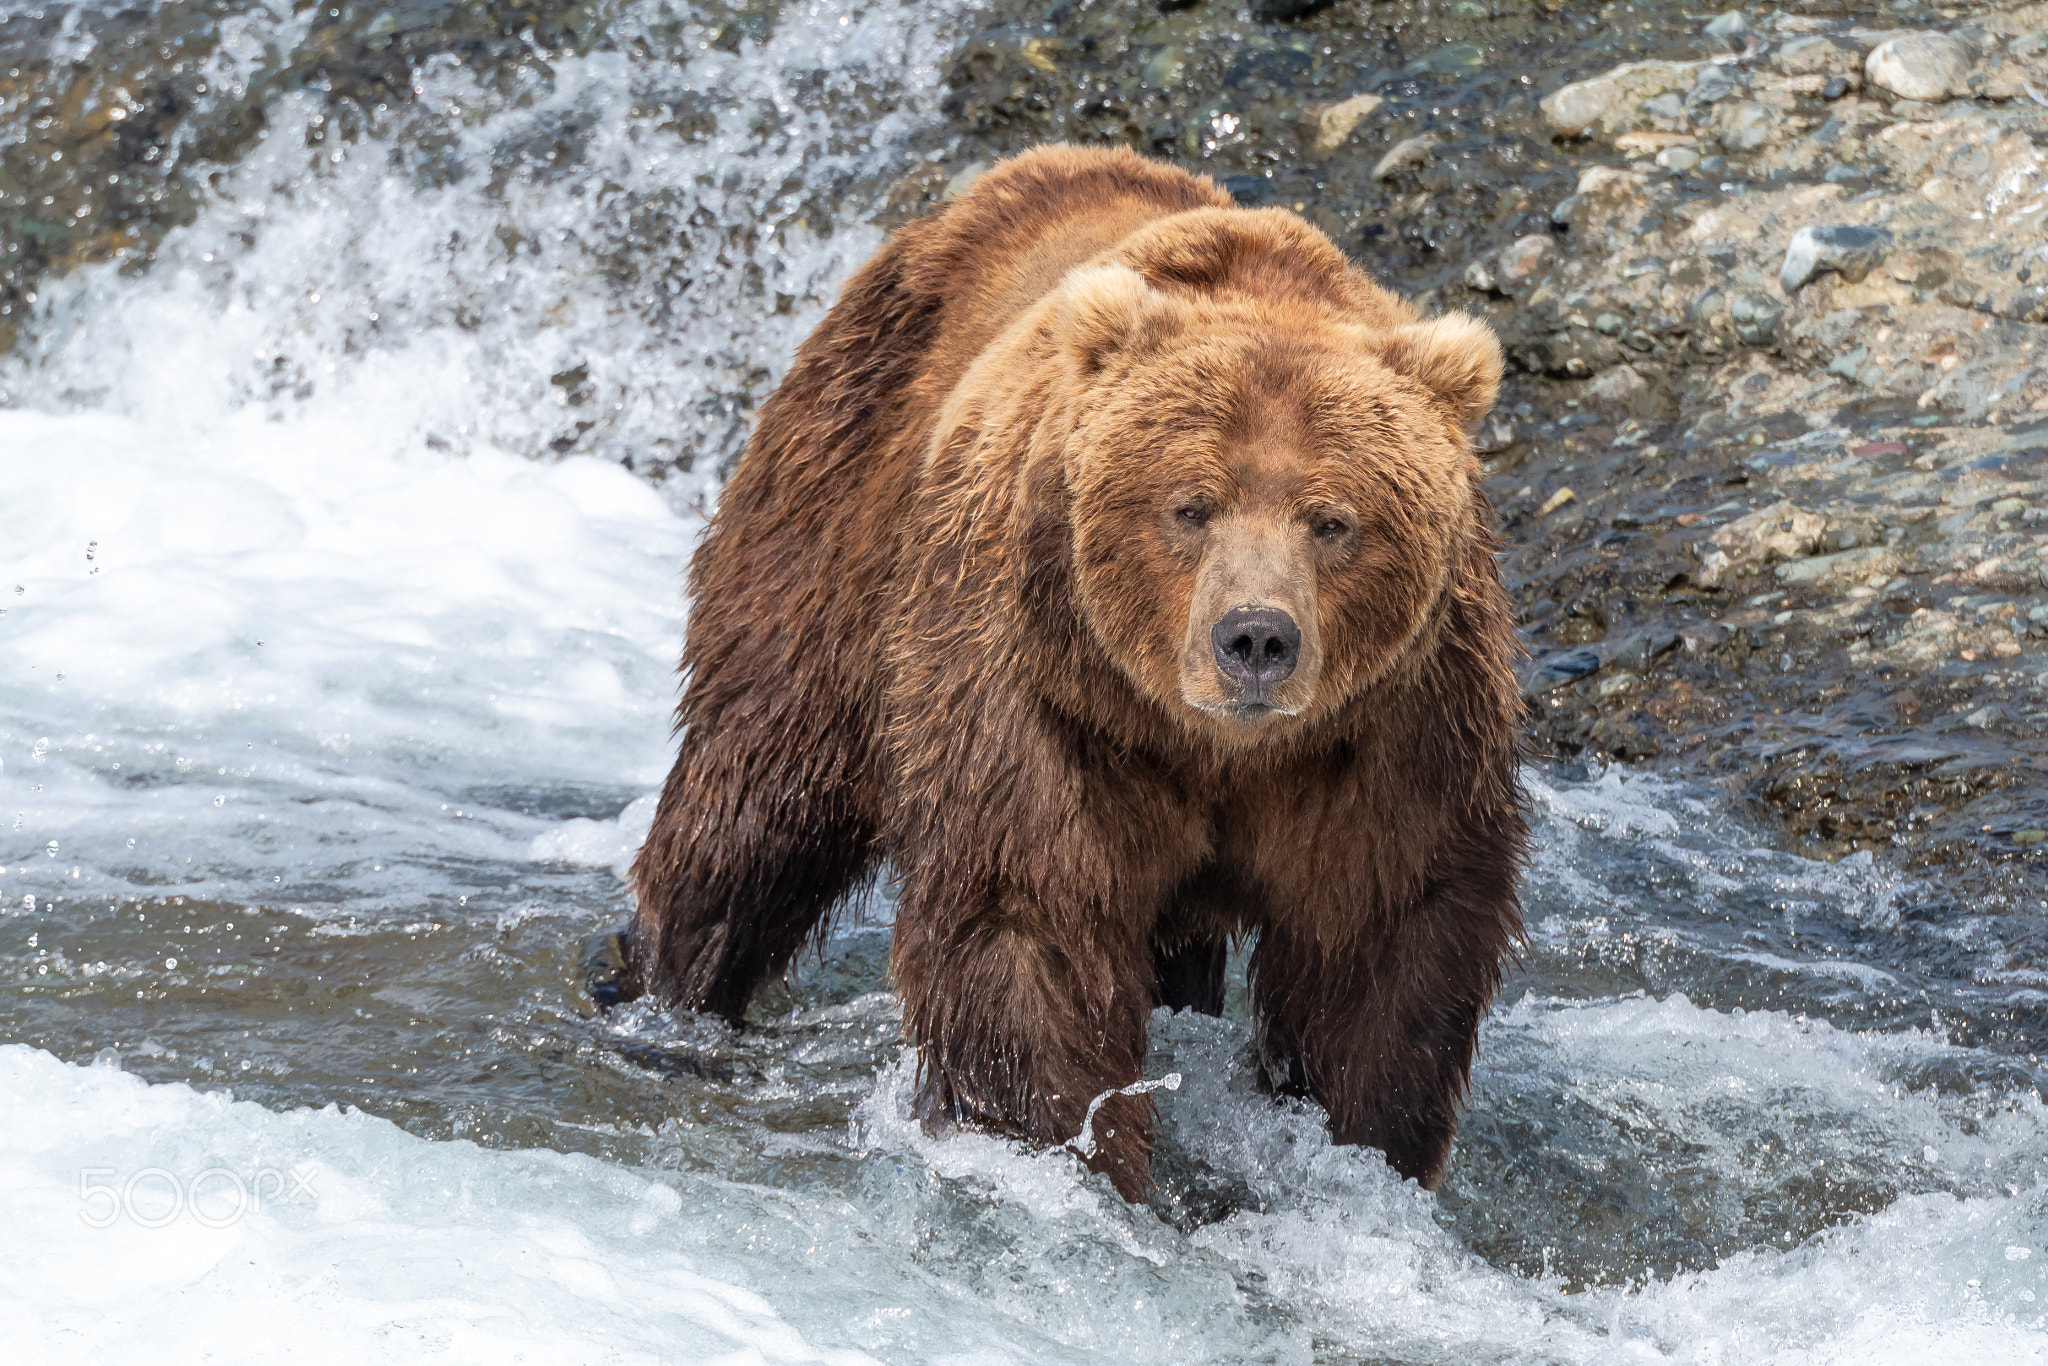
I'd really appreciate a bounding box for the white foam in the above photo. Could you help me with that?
[0,1043,880,1364]
[0,407,691,911]
[837,999,2048,1363]
[528,794,661,880]
[2,0,962,477]
[1,0,976,916]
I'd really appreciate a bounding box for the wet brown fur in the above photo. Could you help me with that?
[630,145,1527,1200]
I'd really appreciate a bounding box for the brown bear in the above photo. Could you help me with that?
[623,144,1527,1200]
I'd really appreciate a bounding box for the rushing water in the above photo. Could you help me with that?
[6,0,2048,1360]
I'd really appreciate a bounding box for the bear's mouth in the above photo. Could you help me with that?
[1219,696,1297,721]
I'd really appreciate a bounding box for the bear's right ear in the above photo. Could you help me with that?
[1056,264,1178,375]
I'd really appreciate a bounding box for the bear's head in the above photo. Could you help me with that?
[1052,233,1501,744]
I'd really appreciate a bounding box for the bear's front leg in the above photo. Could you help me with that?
[893,873,1159,1199]
[1252,866,1517,1189]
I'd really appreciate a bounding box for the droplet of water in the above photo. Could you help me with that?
[44,840,58,857]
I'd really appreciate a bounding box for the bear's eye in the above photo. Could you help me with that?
[1313,517,1350,538]
[1176,505,1209,528]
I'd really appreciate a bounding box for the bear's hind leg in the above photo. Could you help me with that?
[1151,938,1227,1016]
[631,723,878,1025]
[1149,871,1245,1016]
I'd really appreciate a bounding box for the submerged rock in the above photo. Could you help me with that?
[1373,132,1441,180]
[1312,93,1383,154]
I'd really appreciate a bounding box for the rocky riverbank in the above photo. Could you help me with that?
[5,0,2045,880]
[919,0,2048,879]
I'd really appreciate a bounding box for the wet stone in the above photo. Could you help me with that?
[1702,11,1751,53]
[1522,647,1604,696]
[1781,225,1893,294]
[1731,291,1783,343]
[1689,64,1740,109]
[1541,59,1709,140]
[1372,132,1441,180]
[1713,101,1773,152]
[1498,234,1552,282]
[1865,32,1976,103]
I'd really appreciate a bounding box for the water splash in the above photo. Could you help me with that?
[1069,1072,1183,1159]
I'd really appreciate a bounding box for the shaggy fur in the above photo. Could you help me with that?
[628,144,1527,1200]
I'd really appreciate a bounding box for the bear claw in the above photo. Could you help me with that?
[581,924,644,1011]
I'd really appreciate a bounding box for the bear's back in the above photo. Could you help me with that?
[899,146,1239,404]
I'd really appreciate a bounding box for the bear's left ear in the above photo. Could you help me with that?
[1056,264,1179,375]
[1356,313,1504,435]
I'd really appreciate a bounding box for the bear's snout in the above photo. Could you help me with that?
[1211,606,1301,702]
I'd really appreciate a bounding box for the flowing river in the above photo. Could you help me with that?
[3,0,2047,1360]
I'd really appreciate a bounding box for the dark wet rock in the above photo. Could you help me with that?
[1780,225,1893,293]
[1249,0,1335,21]
[1522,647,1604,697]
[1609,626,1681,671]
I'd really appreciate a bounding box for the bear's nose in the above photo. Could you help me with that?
[1211,607,1300,692]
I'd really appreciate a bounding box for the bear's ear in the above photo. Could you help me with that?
[1056,264,1178,375]
[1354,313,1504,435]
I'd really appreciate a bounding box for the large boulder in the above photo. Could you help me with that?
[1864,32,1976,102]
